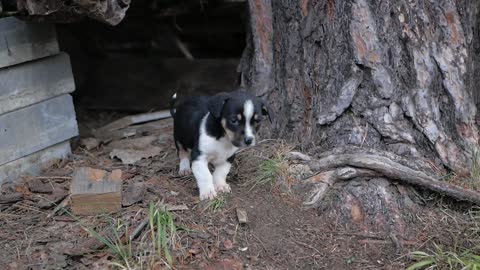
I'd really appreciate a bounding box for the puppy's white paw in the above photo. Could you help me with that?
[199,187,217,201]
[215,183,231,193]
[178,168,192,176]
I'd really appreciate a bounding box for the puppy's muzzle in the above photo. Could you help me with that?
[244,136,254,146]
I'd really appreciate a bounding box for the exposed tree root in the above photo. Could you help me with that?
[303,148,480,206]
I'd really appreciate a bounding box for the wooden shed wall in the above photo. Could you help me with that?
[0,17,78,185]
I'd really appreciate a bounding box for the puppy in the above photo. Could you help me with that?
[170,90,272,200]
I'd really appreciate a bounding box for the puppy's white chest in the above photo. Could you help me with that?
[199,135,238,164]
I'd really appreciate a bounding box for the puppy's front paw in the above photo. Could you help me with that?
[199,187,217,201]
[178,168,192,176]
[215,183,231,193]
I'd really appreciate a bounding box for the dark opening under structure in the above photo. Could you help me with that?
[56,0,247,112]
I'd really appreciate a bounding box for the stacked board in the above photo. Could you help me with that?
[0,17,78,185]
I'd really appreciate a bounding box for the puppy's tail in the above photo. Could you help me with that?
[170,93,178,117]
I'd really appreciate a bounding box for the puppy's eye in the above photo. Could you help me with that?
[230,119,238,124]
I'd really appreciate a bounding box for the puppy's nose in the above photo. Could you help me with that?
[244,137,253,145]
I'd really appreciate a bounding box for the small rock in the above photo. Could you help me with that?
[247,255,259,264]
[80,138,99,150]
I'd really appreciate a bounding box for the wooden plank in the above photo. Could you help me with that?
[0,53,75,115]
[0,141,71,185]
[0,17,59,68]
[93,110,171,141]
[0,95,78,166]
[70,167,123,216]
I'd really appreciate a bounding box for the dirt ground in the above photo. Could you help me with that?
[0,110,478,270]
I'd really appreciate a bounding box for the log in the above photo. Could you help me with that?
[70,167,123,216]
[0,17,59,68]
[0,95,78,166]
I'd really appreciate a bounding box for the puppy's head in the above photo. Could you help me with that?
[209,91,272,147]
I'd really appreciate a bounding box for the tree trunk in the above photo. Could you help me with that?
[240,0,480,238]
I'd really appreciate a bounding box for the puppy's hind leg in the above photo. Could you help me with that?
[177,143,192,176]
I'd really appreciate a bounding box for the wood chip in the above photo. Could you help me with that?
[27,178,54,193]
[122,182,146,206]
[110,147,162,165]
[36,188,68,209]
[0,193,23,204]
[236,208,247,224]
[47,195,71,218]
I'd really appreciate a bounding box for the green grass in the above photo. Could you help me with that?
[468,148,480,190]
[77,202,181,269]
[148,201,178,266]
[406,244,480,270]
[407,207,480,270]
[249,157,286,191]
[204,194,228,212]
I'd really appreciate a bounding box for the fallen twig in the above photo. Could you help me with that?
[33,176,72,180]
[47,195,71,218]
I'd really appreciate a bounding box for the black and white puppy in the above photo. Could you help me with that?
[170,90,272,200]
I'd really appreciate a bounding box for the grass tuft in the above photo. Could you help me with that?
[249,156,289,191]
[204,194,228,212]
[407,244,480,270]
[77,202,181,269]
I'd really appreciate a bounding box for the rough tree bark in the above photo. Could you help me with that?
[240,0,480,237]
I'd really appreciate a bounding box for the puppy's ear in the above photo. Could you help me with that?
[208,93,230,119]
[261,101,273,124]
